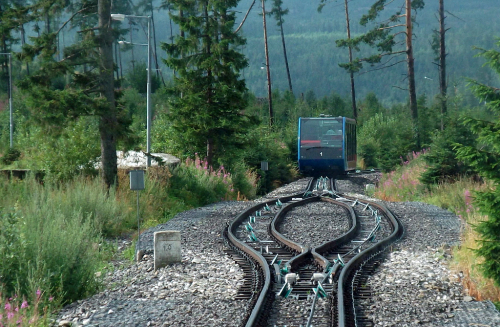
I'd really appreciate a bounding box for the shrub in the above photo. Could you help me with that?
[420,116,476,185]
[358,141,378,168]
[0,176,130,304]
[1,148,21,165]
[240,126,298,194]
[357,112,415,172]
[168,154,238,207]
[15,117,101,181]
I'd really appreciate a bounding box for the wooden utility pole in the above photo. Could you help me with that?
[406,0,419,147]
[344,0,357,119]
[262,0,274,126]
[439,0,447,130]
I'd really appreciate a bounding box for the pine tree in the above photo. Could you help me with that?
[162,0,257,167]
[16,0,132,187]
[455,39,500,286]
[270,0,292,93]
[336,0,425,147]
[318,0,357,119]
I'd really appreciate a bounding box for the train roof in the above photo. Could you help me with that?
[299,116,357,124]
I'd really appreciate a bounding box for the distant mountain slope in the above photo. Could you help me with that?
[142,0,500,105]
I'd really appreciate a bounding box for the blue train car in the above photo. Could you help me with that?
[298,116,357,175]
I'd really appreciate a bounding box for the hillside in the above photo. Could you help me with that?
[138,0,497,105]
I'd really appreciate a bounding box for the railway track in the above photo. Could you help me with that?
[223,177,403,327]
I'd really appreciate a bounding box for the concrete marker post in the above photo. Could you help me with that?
[154,231,181,270]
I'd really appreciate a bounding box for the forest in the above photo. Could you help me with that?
[1,0,500,324]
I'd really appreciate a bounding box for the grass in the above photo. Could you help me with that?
[374,151,500,304]
[0,155,259,322]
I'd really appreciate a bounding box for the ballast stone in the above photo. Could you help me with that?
[154,231,181,270]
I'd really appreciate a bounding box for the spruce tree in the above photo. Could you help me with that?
[455,39,500,286]
[162,0,256,167]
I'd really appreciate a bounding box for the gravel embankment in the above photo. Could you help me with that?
[55,174,500,327]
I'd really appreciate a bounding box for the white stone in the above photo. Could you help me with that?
[284,273,297,284]
[365,184,376,192]
[312,273,326,282]
[95,151,180,169]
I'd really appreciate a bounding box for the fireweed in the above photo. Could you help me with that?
[0,289,54,327]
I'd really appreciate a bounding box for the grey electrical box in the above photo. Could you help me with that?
[261,161,269,171]
[130,170,145,190]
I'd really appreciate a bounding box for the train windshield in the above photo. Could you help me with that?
[300,118,343,148]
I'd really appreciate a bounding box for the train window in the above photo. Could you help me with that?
[301,118,343,148]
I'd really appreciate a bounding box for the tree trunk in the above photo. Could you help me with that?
[20,24,30,75]
[262,0,273,126]
[98,0,118,188]
[439,0,447,130]
[344,0,357,119]
[204,2,214,166]
[406,0,419,148]
[45,12,50,33]
[277,7,292,93]
[129,20,135,70]
[150,1,165,85]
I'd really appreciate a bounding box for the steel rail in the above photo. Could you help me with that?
[336,198,404,327]
[226,193,304,327]
[270,195,319,254]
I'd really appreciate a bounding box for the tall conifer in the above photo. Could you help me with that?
[17,0,133,187]
[455,40,500,286]
[162,0,256,167]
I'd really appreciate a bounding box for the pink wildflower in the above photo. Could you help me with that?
[464,189,472,205]
[5,303,11,311]
[49,297,53,302]
[21,301,28,309]
[7,311,14,320]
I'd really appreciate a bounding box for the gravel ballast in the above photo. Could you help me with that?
[279,201,351,248]
[55,175,500,327]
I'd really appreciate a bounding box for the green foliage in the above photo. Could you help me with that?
[1,147,21,165]
[358,141,377,168]
[14,0,134,187]
[168,155,238,207]
[13,116,101,181]
[240,125,298,194]
[124,63,161,94]
[162,0,257,166]
[0,176,128,304]
[357,92,385,126]
[455,39,500,286]
[420,115,475,185]
[358,111,415,171]
[270,0,289,26]
[417,94,441,147]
